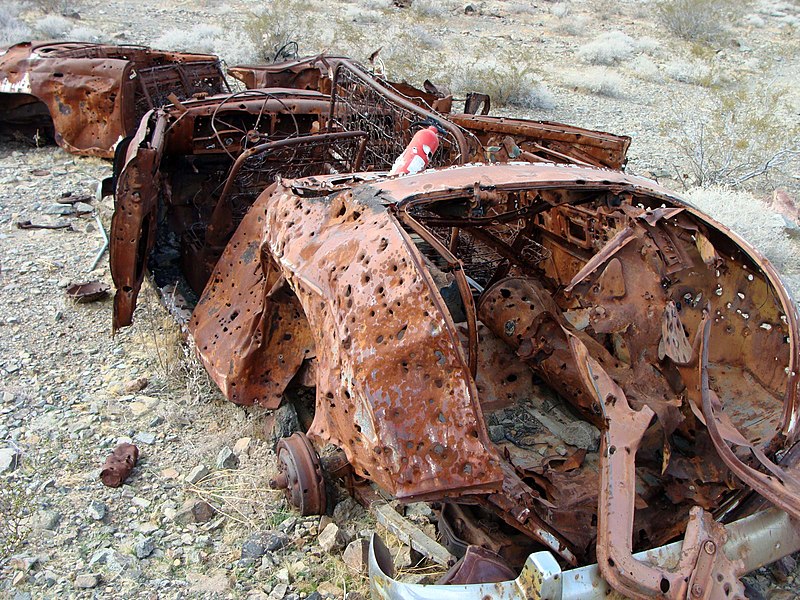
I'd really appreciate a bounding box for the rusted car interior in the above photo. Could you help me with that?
[0,41,228,156]
[102,55,800,599]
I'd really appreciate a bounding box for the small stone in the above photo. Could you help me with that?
[32,509,61,531]
[174,499,216,525]
[12,571,25,586]
[133,536,155,559]
[277,516,297,534]
[74,573,98,589]
[123,377,149,393]
[275,566,290,584]
[267,403,299,448]
[74,202,93,214]
[161,467,180,479]
[129,396,160,417]
[233,436,252,456]
[215,446,239,470]
[317,582,343,597]
[134,432,156,445]
[464,3,478,15]
[393,544,421,569]
[318,515,334,534]
[268,583,288,599]
[405,503,434,521]
[86,500,106,521]
[9,555,39,571]
[88,549,114,568]
[318,523,347,553]
[241,530,289,558]
[342,539,369,573]
[488,424,505,443]
[44,204,74,216]
[185,464,210,484]
[132,496,151,508]
[0,447,21,472]
[332,497,365,527]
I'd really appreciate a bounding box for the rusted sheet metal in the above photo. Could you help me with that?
[108,52,800,596]
[448,114,631,169]
[196,176,509,502]
[110,90,335,330]
[229,57,630,170]
[66,280,110,303]
[0,41,227,157]
[183,161,799,583]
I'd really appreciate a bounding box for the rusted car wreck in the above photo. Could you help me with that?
[107,56,800,599]
[0,41,227,156]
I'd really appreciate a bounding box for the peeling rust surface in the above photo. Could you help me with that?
[99,442,139,488]
[108,56,800,597]
[0,41,227,157]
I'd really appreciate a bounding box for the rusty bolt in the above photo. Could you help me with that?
[269,473,289,489]
[703,540,717,555]
[691,583,704,597]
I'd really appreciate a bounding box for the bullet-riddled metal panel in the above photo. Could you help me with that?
[0,41,227,157]
[254,181,506,500]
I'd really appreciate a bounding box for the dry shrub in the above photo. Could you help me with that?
[453,58,556,110]
[34,14,73,39]
[578,31,642,65]
[153,24,222,55]
[655,0,747,44]
[663,83,800,188]
[564,68,625,98]
[0,4,31,47]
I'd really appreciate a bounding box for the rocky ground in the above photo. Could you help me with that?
[1,0,800,599]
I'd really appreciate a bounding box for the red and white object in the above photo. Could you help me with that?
[389,125,440,176]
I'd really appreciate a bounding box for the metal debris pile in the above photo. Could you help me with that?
[2,40,799,600]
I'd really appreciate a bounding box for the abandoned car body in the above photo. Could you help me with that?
[107,58,800,598]
[0,41,228,157]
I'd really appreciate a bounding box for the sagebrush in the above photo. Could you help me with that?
[664,83,800,188]
[0,5,31,47]
[655,0,746,44]
[453,59,556,110]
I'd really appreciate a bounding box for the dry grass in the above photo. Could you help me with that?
[187,469,283,527]
[0,472,31,561]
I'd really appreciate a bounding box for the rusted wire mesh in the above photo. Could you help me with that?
[136,64,227,119]
[329,63,462,170]
[226,134,366,223]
